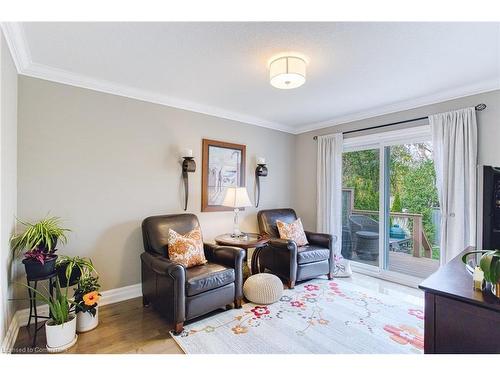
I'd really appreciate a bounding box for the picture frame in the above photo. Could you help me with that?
[201,139,246,212]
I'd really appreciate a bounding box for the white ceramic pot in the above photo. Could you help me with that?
[45,314,77,350]
[77,307,99,332]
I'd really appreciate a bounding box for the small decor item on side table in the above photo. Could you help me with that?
[462,250,500,298]
[10,216,70,279]
[222,187,253,238]
[74,275,101,333]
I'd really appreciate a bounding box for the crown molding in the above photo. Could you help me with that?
[1,22,294,134]
[0,22,31,72]
[2,22,499,136]
[22,62,295,133]
[293,79,500,135]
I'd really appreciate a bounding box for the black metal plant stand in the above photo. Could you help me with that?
[26,271,57,347]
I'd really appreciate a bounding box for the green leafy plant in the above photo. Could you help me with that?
[462,250,500,283]
[56,255,97,287]
[22,278,73,325]
[10,217,71,258]
[73,275,101,317]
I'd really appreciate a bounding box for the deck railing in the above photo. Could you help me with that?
[350,209,432,259]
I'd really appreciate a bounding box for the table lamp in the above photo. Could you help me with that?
[222,187,252,238]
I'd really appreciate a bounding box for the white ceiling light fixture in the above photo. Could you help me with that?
[269,55,307,90]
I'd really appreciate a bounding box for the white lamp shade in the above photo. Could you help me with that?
[181,148,193,158]
[269,56,306,89]
[222,187,252,208]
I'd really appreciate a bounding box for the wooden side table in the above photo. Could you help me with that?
[214,233,269,275]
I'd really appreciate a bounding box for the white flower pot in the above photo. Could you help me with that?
[45,314,77,351]
[76,307,99,332]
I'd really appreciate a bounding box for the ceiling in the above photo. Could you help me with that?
[3,22,500,134]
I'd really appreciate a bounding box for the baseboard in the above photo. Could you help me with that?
[1,313,21,354]
[1,282,142,353]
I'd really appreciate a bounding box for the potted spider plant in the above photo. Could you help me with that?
[74,275,101,332]
[462,250,500,298]
[56,256,96,287]
[10,217,70,279]
[23,278,77,351]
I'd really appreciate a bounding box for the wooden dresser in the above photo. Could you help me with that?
[419,248,500,354]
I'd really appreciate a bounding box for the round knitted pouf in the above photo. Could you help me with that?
[243,273,283,305]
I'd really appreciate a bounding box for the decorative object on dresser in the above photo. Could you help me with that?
[462,249,500,298]
[140,214,246,334]
[254,156,268,208]
[222,187,253,238]
[10,216,70,279]
[181,148,196,211]
[201,139,246,212]
[243,273,283,304]
[419,247,500,354]
[256,208,336,289]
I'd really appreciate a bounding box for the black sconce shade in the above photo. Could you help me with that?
[182,157,196,210]
[255,163,268,208]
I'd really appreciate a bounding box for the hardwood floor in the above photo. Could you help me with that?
[13,273,422,354]
[14,297,184,354]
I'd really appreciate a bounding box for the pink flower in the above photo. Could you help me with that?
[383,324,424,350]
[304,284,320,291]
[408,309,424,320]
[290,301,305,308]
[250,306,270,317]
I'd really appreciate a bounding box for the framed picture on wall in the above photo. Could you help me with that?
[202,139,246,212]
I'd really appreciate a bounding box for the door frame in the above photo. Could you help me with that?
[343,124,433,286]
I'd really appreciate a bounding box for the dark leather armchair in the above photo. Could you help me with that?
[140,214,245,334]
[257,209,336,289]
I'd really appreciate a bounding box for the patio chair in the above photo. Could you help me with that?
[349,214,380,261]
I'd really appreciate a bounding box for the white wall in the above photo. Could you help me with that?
[0,29,18,345]
[17,76,295,295]
[294,90,500,231]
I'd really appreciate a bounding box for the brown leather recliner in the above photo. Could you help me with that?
[257,208,336,289]
[140,214,245,334]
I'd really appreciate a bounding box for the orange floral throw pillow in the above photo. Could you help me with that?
[167,226,207,268]
[276,218,309,247]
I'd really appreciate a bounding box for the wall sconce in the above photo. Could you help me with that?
[181,149,196,211]
[255,156,268,208]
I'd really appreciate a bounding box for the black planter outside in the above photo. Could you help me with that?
[23,255,58,279]
[57,263,82,287]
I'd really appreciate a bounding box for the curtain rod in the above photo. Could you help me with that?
[312,103,487,140]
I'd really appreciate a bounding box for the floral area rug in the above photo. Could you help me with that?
[171,278,424,354]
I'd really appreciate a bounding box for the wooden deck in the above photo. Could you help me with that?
[351,251,440,279]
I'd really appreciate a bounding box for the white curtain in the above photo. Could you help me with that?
[430,107,477,264]
[316,133,343,255]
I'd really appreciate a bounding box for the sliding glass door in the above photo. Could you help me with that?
[384,142,440,279]
[341,126,440,282]
[342,148,381,268]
